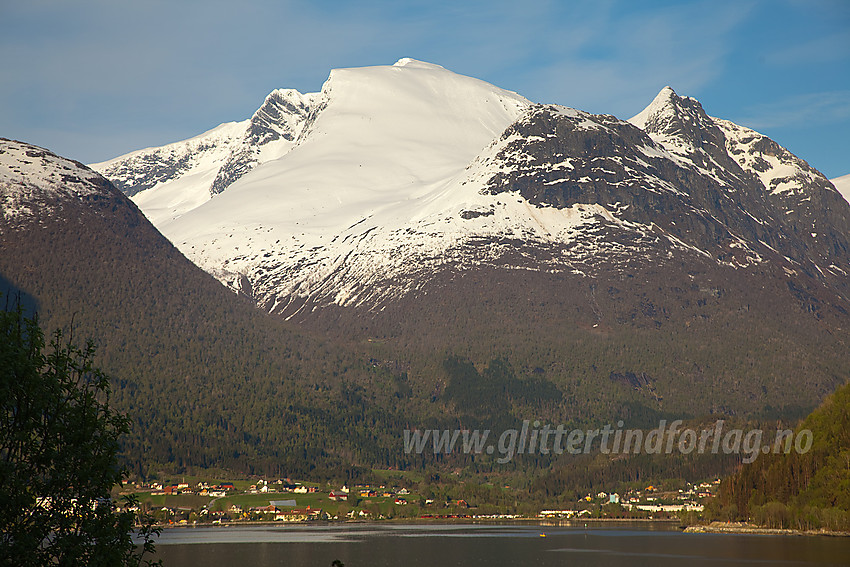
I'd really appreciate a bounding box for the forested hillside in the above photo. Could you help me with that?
[0,139,426,478]
[718,381,850,530]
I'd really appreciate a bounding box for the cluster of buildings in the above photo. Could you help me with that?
[241,504,327,522]
[140,480,424,524]
[540,480,719,518]
[135,477,721,525]
[619,480,718,513]
[144,481,236,498]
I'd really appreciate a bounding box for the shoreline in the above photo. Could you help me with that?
[151,517,682,530]
[148,518,850,537]
[684,522,850,537]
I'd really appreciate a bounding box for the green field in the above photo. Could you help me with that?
[133,486,427,519]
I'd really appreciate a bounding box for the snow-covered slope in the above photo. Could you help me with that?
[833,174,850,204]
[91,89,316,226]
[1,138,116,223]
[715,118,830,196]
[149,59,532,312]
[91,121,245,224]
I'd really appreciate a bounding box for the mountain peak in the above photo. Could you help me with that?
[627,86,749,186]
[165,59,531,262]
[629,85,713,137]
[628,86,685,131]
[392,57,445,70]
[247,88,314,146]
[653,85,677,103]
[1,138,137,232]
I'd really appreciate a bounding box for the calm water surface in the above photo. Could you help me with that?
[150,523,850,566]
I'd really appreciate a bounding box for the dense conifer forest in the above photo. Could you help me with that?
[717,381,850,530]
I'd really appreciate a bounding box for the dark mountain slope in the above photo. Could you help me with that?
[0,138,414,477]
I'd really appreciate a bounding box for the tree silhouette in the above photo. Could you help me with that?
[0,301,160,566]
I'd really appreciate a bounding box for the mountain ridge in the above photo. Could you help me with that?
[91,64,850,320]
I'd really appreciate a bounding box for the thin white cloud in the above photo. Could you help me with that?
[736,91,850,130]
[505,0,755,117]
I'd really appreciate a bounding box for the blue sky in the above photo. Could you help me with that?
[1,0,848,177]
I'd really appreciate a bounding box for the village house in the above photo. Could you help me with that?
[539,509,591,518]
[274,508,324,522]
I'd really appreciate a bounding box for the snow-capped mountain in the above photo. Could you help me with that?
[96,59,537,312]
[8,55,850,426]
[93,59,850,323]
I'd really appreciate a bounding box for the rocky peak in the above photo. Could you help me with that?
[207,89,316,196]
[629,87,751,189]
[629,87,714,145]
[247,88,314,146]
[478,105,790,263]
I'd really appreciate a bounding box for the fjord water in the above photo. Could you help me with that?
[150,524,849,566]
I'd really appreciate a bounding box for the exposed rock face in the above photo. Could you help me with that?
[630,87,749,187]
[95,134,234,199]
[717,118,850,292]
[481,104,775,257]
[209,89,315,196]
[478,99,850,288]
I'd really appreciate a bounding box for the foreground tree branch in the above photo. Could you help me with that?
[0,300,160,566]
